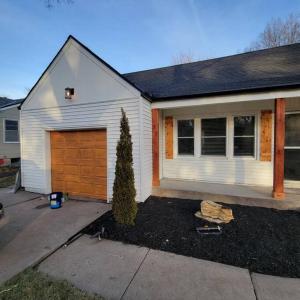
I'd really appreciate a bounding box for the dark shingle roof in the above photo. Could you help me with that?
[0,97,23,109]
[123,43,300,100]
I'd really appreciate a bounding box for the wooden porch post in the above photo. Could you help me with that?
[272,98,285,199]
[152,108,160,186]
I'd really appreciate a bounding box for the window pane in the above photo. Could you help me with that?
[6,130,19,142]
[178,138,194,155]
[234,137,254,156]
[285,114,300,146]
[285,149,300,180]
[234,116,255,136]
[201,137,226,155]
[202,118,226,136]
[5,120,19,142]
[5,120,18,131]
[178,120,194,137]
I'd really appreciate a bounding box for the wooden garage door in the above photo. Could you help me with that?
[50,130,107,200]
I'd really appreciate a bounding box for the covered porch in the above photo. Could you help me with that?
[152,92,300,202]
[153,178,300,210]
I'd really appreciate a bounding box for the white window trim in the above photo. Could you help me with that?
[284,111,300,184]
[200,116,228,158]
[285,111,300,150]
[3,119,20,144]
[175,118,195,157]
[172,112,260,161]
[231,114,258,160]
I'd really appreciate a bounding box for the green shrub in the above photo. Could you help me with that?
[112,108,137,225]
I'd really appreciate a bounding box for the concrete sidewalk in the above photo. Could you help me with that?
[0,189,111,284]
[39,236,300,300]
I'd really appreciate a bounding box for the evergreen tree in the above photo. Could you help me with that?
[112,108,137,225]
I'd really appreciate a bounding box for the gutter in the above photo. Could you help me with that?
[0,104,22,112]
[151,83,300,102]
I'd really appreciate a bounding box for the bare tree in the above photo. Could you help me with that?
[172,51,195,65]
[44,0,73,9]
[247,14,300,51]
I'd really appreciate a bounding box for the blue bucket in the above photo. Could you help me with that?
[48,192,63,209]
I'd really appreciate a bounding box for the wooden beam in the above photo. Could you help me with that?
[152,109,160,186]
[272,99,285,199]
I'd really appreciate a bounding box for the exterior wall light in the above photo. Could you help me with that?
[65,87,74,100]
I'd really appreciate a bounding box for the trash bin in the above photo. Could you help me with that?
[48,192,63,209]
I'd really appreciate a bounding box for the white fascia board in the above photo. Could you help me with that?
[152,88,300,109]
[0,104,20,111]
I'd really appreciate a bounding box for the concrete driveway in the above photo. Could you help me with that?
[39,236,300,300]
[0,188,110,284]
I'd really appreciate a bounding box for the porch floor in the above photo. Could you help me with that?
[152,178,300,210]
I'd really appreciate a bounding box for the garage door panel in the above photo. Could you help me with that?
[80,149,95,159]
[51,132,66,149]
[95,166,106,175]
[95,149,106,158]
[52,171,64,181]
[64,132,81,147]
[65,184,81,195]
[79,158,106,167]
[52,180,66,192]
[63,149,81,161]
[51,149,65,162]
[64,174,81,183]
[51,130,107,200]
[84,140,107,148]
[52,164,65,173]
[80,166,95,176]
[63,165,80,175]
[80,176,106,185]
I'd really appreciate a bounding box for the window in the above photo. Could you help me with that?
[177,119,194,155]
[201,118,226,155]
[233,116,255,156]
[4,120,19,143]
[285,113,300,180]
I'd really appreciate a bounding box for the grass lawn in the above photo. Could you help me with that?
[0,166,18,188]
[0,176,15,188]
[0,268,103,300]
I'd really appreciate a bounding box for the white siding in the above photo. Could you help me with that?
[140,98,152,200]
[0,107,20,159]
[20,37,151,202]
[161,100,275,186]
[21,99,146,200]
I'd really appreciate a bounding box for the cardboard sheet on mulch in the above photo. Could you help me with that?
[83,196,300,278]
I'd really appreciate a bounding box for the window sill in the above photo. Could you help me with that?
[172,155,259,162]
[4,141,20,144]
[231,156,256,161]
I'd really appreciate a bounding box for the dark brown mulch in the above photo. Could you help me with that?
[83,196,300,278]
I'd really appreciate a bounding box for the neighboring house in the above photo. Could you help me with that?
[0,97,23,163]
[20,36,300,201]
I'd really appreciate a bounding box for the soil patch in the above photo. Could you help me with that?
[84,196,300,278]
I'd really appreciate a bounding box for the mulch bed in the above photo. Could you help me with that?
[83,196,300,278]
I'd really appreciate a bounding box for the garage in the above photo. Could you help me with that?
[50,129,107,200]
[20,36,152,202]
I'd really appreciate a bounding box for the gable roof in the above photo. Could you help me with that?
[0,97,23,109]
[123,43,300,100]
[20,35,151,108]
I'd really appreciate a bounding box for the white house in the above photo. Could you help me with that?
[20,36,300,201]
[0,98,23,165]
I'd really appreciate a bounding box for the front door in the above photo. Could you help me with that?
[284,112,300,182]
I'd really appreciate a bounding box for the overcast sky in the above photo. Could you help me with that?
[1,0,300,98]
